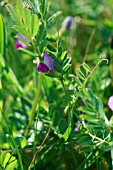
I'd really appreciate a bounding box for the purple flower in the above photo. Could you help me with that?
[38,52,54,73]
[108,96,113,111]
[63,16,72,29]
[74,126,79,131]
[74,121,81,131]
[15,34,30,50]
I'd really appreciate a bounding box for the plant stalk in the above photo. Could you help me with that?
[61,79,66,94]
[25,72,43,138]
[83,28,96,63]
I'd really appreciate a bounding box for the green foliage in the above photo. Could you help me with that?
[7,0,39,41]
[0,152,18,169]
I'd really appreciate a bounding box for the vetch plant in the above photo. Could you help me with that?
[0,0,113,169]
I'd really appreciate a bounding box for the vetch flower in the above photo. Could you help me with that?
[15,33,30,50]
[108,96,113,111]
[74,121,81,131]
[38,52,54,72]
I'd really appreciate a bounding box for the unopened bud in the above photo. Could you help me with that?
[62,16,72,29]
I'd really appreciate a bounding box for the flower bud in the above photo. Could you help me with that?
[62,16,72,30]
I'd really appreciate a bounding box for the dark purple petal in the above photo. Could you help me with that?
[108,96,113,111]
[62,16,72,29]
[14,40,28,50]
[38,63,49,72]
[17,33,30,43]
[43,52,54,72]
[65,16,72,29]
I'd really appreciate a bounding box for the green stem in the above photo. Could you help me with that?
[61,79,66,94]
[83,28,96,63]
[25,72,43,138]
[30,38,41,58]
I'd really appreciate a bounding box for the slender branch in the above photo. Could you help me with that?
[1,145,51,153]
[25,72,43,138]
[30,37,41,59]
[83,28,96,63]
[28,128,51,170]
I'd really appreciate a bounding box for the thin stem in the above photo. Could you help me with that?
[83,28,96,63]
[1,145,51,153]
[33,109,39,170]
[25,30,40,58]
[25,72,43,138]
[28,128,51,170]
[61,79,66,94]
[31,38,40,58]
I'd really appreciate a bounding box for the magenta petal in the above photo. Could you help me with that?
[38,63,49,72]
[43,52,54,72]
[15,40,28,50]
[74,126,79,131]
[108,96,113,111]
